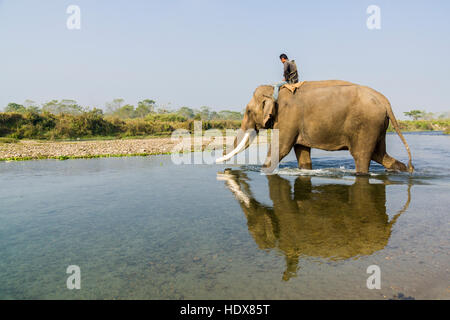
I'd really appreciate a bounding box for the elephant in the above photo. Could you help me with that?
[217,81,414,175]
[217,169,411,281]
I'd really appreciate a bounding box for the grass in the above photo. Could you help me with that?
[41,134,174,142]
[0,137,19,144]
[388,120,450,133]
[0,152,174,162]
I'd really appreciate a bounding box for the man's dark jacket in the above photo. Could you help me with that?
[283,60,299,84]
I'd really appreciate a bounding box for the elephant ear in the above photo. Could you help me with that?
[262,96,276,128]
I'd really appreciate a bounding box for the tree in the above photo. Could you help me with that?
[42,100,60,114]
[422,112,435,120]
[24,99,36,108]
[91,108,104,116]
[404,110,426,120]
[156,102,172,114]
[5,102,26,113]
[23,99,40,113]
[218,110,243,120]
[209,111,219,119]
[26,105,41,113]
[157,106,170,114]
[199,106,211,120]
[41,99,82,115]
[437,111,450,119]
[58,99,83,114]
[105,98,125,114]
[135,99,155,118]
[177,107,195,119]
[113,104,135,119]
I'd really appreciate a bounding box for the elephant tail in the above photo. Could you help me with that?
[385,102,414,173]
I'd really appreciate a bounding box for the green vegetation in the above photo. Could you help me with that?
[0,137,19,144]
[403,109,450,121]
[399,110,450,134]
[388,119,450,133]
[0,99,242,140]
[0,111,242,140]
[404,110,429,120]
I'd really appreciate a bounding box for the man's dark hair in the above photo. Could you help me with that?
[279,53,288,60]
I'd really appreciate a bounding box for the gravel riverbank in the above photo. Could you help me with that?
[0,135,267,161]
[0,138,182,161]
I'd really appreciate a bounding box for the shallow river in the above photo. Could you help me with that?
[0,132,448,299]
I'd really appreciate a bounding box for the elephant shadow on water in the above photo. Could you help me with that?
[217,169,412,281]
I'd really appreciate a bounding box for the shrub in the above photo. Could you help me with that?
[0,110,239,139]
[0,113,25,135]
[146,113,187,122]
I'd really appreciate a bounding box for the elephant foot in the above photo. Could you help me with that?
[391,161,408,172]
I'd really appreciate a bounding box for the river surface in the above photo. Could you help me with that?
[0,132,449,299]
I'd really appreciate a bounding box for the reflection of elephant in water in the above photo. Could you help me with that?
[218,170,411,281]
[217,81,414,174]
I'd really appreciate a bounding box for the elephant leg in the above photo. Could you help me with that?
[282,254,300,281]
[353,152,372,175]
[263,143,292,170]
[350,139,377,175]
[263,131,296,171]
[371,135,408,172]
[294,145,312,169]
[350,130,382,175]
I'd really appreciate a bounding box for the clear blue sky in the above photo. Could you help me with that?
[0,0,449,117]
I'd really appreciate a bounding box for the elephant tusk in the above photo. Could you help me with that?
[216,132,250,163]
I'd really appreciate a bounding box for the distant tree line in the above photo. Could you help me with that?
[0,98,243,139]
[404,109,450,120]
[3,98,244,121]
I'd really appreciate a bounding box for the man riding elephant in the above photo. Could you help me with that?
[216,80,414,175]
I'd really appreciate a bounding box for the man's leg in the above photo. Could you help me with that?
[272,81,287,100]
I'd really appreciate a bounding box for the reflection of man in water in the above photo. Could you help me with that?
[218,170,410,281]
